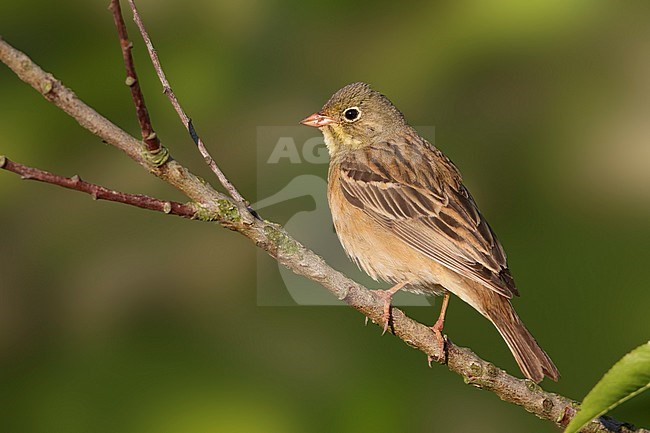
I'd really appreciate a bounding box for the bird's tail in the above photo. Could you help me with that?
[484,296,559,383]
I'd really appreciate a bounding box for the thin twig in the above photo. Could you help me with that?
[0,37,236,212]
[1,37,647,433]
[0,155,196,218]
[124,0,247,205]
[108,0,160,152]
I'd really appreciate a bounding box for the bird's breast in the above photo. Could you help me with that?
[327,167,456,295]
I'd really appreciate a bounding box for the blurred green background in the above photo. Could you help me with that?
[1,1,649,432]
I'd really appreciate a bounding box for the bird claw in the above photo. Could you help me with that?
[428,291,449,364]
[428,326,448,365]
[374,282,408,335]
[381,312,391,335]
[377,292,393,335]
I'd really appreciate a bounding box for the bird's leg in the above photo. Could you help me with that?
[428,291,450,365]
[375,281,408,335]
[432,291,450,334]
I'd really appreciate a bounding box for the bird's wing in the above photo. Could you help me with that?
[337,137,518,298]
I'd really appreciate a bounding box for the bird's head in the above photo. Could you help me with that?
[301,82,406,157]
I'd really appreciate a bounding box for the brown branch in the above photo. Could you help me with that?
[0,36,242,219]
[0,36,647,433]
[124,0,247,205]
[108,0,160,152]
[0,156,196,218]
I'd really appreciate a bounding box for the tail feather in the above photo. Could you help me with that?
[485,297,559,383]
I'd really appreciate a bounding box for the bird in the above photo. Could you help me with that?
[300,82,559,383]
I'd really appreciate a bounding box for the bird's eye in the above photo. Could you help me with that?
[343,107,361,122]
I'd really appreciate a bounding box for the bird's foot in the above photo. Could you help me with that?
[428,319,448,365]
[427,291,450,365]
[375,289,395,335]
[374,281,408,335]
[426,335,448,366]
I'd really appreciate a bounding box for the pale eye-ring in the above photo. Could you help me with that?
[343,107,361,122]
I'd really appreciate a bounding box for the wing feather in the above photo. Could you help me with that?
[337,135,518,298]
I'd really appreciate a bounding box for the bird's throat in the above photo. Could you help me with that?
[321,126,364,158]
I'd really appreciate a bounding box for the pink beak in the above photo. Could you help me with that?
[300,112,335,128]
